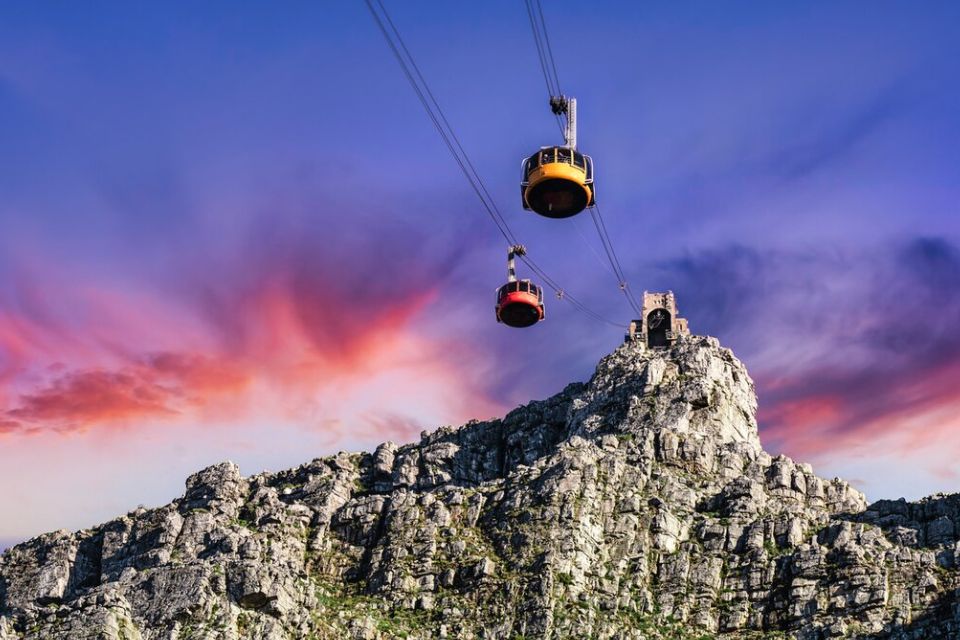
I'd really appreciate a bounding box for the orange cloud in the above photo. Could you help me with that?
[8,369,177,429]
[0,256,498,441]
[0,419,21,434]
[759,358,960,462]
[142,352,251,400]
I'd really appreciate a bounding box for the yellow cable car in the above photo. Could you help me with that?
[520,96,595,219]
[521,145,594,218]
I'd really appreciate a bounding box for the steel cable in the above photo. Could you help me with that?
[590,204,644,316]
[523,0,566,139]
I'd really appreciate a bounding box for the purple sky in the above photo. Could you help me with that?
[1,1,959,548]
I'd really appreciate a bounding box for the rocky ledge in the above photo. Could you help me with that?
[1,336,958,639]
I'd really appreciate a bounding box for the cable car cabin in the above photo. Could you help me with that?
[521,146,595,218]
[495,279,545,328]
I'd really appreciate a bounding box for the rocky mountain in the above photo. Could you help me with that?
[2,335,959,639]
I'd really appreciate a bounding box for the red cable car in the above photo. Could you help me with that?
[496,279,545,327]
[495,245,545,328]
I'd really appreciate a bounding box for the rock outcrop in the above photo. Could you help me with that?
[1,336,958,639]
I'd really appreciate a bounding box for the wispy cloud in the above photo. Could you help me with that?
[657,236,960,463]
[6,353,250,432]
[762,86,907,180]
[0,213,501,438]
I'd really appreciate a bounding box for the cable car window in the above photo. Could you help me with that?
[573,152,585,169]
[510,282,519,292]
[557,148,571,164]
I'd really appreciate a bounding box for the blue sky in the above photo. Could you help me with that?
[1,1,959,547]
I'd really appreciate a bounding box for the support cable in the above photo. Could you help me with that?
[372,0,516,245]
[573,215,620,280]
[368,0,514,245]
[523,0,556,96]
[534,0,563,96]
[523,0,565,138]
[590,204,644,316]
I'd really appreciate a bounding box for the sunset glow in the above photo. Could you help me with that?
[1,0,958,545]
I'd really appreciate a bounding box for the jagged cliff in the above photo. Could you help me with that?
[2,336,959,639]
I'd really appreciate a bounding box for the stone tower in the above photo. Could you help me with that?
[626,291,690,347]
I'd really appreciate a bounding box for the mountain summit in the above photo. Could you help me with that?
[2,336,958,639]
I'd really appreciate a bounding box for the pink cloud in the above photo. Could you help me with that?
[8,369,177,429]
[0,419,21,434]
[0,250,499,440]
[758,358,960,463]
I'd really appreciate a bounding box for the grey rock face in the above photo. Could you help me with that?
[1,336,957,639]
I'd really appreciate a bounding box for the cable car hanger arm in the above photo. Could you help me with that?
[507,244,527,282]
[550,95,576,149]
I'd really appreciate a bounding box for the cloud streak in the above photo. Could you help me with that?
[658,237,960,465]
[0,211,501,439]
[6,353,251,432]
